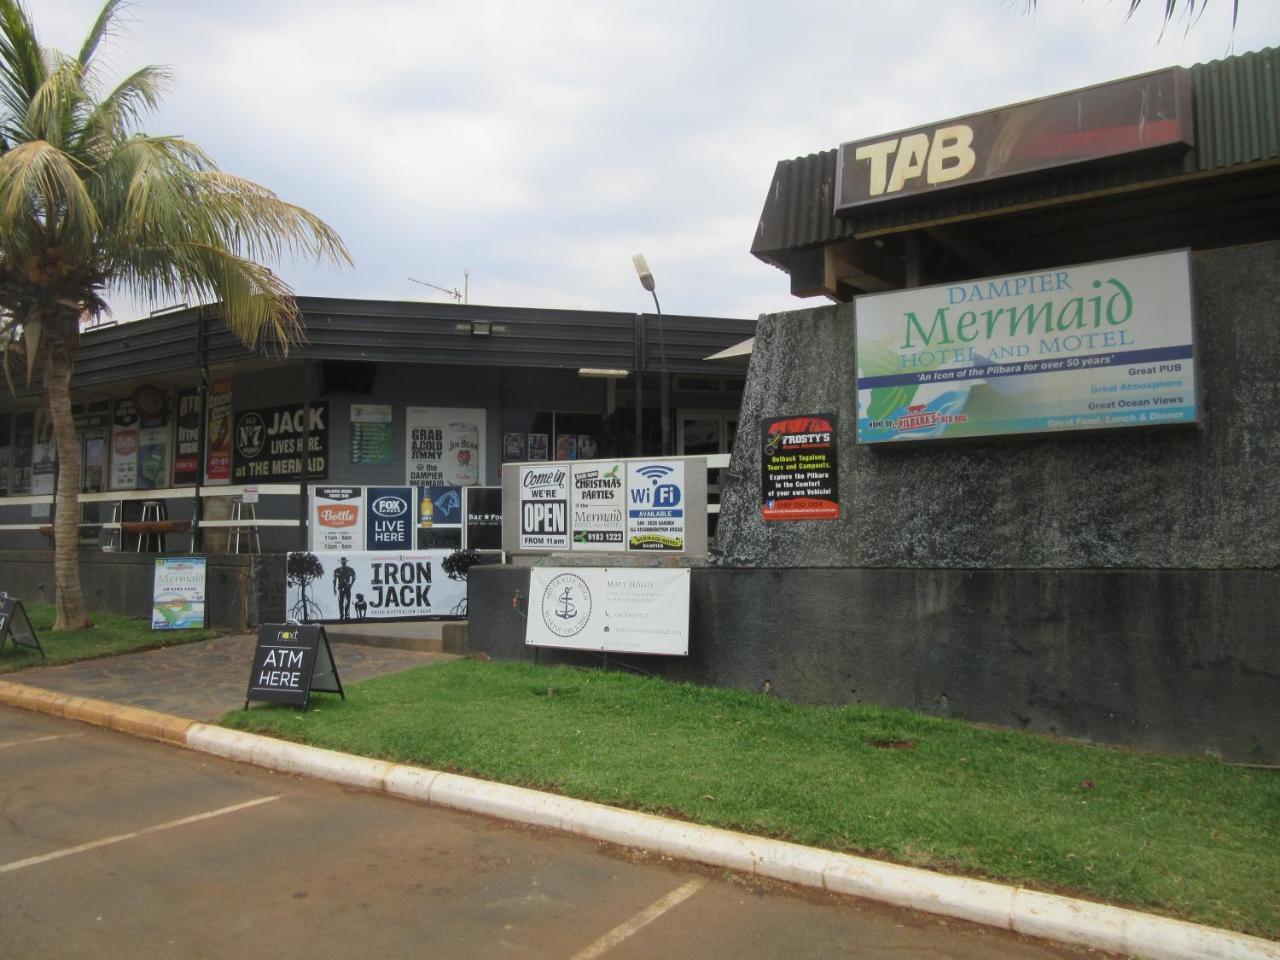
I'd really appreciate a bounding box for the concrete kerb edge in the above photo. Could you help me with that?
[1,680,1274,960]
[177,721,1279,960]
[0,679,192,745]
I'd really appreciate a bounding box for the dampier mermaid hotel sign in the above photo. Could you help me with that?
[854,250,1197,444]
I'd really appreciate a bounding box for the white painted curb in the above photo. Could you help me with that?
[183,722,1279,960]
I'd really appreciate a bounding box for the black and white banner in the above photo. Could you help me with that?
[286,550,469,622]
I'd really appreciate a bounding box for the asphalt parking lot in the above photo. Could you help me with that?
[0,706,1100,959]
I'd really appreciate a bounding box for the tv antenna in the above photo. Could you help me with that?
[409,269,469,304]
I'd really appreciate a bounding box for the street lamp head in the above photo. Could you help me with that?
[632,253,656,293]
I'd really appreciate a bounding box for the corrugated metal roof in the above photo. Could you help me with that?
[752,46,1279,267]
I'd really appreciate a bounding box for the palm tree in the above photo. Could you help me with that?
[1024,1,1240,29]
[0,0,351,629]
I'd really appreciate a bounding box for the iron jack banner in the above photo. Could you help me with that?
[855,250,1197,444]
[286,550,469,622]
[234,402,329,481]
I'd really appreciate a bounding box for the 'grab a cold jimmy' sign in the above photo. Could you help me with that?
[855,249,1197,444]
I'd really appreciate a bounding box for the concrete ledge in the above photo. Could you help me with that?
[177,720,1277,960]
[0,680,193,745]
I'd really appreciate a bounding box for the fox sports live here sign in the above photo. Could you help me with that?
[855,250,1196,444]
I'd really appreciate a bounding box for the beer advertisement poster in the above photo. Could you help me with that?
[571,461,626,551]
[518,464,570,550]
[233,402,329,482]
[205,379,232,484]
[626,460,686,551]
[286,550,468,621]
[173,388,202,486]
[310,486,364,551]
[761,414,840,521]
[406,407,485,487]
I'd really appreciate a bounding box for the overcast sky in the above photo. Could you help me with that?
[36,1,1279,323]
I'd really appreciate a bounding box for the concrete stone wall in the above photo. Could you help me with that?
[715,241,1280,570]
[470,563,1278,760]
[0,551,258,630]
[469,241,1280,762]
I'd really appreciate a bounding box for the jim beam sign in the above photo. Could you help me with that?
[835,67,1192,212]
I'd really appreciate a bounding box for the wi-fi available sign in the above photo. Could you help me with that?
[626,460,685,551]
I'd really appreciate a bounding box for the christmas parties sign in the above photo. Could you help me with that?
[855,250,1197,444]
[761,414,839,521]
[571,461,626,551]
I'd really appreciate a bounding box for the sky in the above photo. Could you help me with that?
[35,0,1280,323]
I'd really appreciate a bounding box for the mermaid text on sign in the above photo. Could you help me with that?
[855,250,1197,444]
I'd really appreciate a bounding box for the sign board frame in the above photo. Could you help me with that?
[854,249,1198,444]
[0,593,44,659]
[151,557,208,630]
[245,622,345,710]
[525,567,691,656]
[761,414,840,521]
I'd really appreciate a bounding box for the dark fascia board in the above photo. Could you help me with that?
[59,298,755,395]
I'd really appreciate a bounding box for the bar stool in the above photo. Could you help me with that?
[138,500,166,553]
[227,497,261,554]
[105,502,122,551]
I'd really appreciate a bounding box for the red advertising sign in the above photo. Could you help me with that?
[836,67,1192,212]
[205,379,232,484]
[761,414,839,521]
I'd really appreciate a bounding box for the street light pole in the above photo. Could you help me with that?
[632,254,670,456]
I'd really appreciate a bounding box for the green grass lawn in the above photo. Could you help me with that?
[0,603,220,674]
[222,658,1280,939]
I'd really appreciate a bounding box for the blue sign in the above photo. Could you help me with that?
[366,486,414,550]
[420,485,462,526]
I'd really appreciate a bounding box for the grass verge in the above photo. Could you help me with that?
[222,658,1280,939]
[0,603,220,674]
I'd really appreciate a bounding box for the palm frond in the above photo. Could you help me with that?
[76,64,171,151]
[0,0,47,132]
[77,0,129,68]
[0,139,99,255]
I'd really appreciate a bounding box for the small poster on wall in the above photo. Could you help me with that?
[351,404,393,465]
[310,487,364,551]
[406,407,485,486]
[205,379,232,485]
[151,557,207,630]
[761,414,840,521]
[365,486,415,551]
[571,461,626,551]
[626,460,686,551]
[31,409,55,496]
[518,464,569,550]
[528,433,549,461]
[233,402,329,482]
[503,432,527,461]
[173,388,202,486]
[111,398,140,490]
[135,385,171,490]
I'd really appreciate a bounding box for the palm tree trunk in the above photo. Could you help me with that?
[46,341,91,630]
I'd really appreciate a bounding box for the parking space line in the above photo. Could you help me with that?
[0,733,86,750]
[0,795,281,875]
[568,878,707,960]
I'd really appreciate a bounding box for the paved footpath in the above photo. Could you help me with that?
[0,705,1098,960]
[10,633,442,719]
